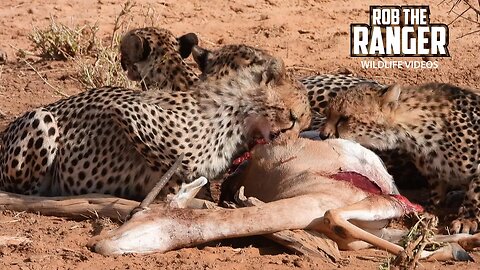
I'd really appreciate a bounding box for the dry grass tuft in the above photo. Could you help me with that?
[29,17,97,60]
[75,1,138,89]
[90,216,118,236]
[24,0,158,90]
[75,48,135,89]
[390,213,442,269]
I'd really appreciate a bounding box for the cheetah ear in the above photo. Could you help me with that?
[120,32,151,70]
[261,58,286,85]
[381,84,402,112]
[192,45,213,73]
[177,33,199,59]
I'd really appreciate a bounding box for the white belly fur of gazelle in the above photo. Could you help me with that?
[236,138,398,203]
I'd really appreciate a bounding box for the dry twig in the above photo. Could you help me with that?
[392,213,440,269]
[22,59,69,97]
[445,0,480,38]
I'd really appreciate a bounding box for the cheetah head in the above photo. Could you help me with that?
[320,83,403,150]
[120,27,199,91]
[246,79,312,142]
[189,42,309,139]
[191,44,285,86]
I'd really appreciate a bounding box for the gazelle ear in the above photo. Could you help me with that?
[381,84,402,112]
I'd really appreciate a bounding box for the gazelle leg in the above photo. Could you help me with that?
[367,227,407,243]
[369,227,479,262]
[370,228,477,261]
[369,224,480,254]
[420,244,473,262]
[233,187,341,260]
[433,232,480,261]
[320,195,476,261]
[320,195,410,256]
[370,227,480,252]
[433,233,480,251]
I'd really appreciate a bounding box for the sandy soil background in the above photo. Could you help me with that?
[0,0,479,269]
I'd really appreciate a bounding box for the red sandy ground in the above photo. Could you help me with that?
[0,0,479,269]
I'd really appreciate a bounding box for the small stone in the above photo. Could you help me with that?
[0,50,7,64]
[230,6,243,13]
[293,258,305,268]
[298,29,311,34]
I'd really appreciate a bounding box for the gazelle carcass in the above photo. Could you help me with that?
[89,136,480,260]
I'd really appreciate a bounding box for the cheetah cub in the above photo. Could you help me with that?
[320,82,480,234]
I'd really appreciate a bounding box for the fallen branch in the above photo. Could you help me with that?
[265,229,341,261]
[0,155,186,221]
[0,185,213,222]
[0,191,149,221]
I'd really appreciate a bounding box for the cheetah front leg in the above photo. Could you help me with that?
[425,177,448,211]
[108,103,184,171]
[108,103,215,199]
[451,174,480,234]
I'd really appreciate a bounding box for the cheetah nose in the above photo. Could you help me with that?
[319,132,330,140]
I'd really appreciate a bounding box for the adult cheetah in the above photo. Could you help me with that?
[119,27,290,93]
[120,29,356,122]
[321,82,480,233]
[0,53,311,201]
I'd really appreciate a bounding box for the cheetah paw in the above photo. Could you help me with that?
[450,218,479,234]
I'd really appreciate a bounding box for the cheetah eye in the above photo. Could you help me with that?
[289,110,298,122]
